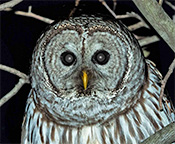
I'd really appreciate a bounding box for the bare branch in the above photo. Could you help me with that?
[13,3,155,49]
[115,14,131,19]
[14,4,159,48]
[75,0,80,7]
[112,0,117,11]
[165,0,175,11]
[70,0,80,16]
[115,12,151,32]
[128,21,147,31]
[0,64,30,107]
[159,58,175,110]
[116,12,150,29]
[99,4,155,46]
[69,0,80,17]
[159,0,164,5]
[98,0,118,19]
[0,78,28,107]
[0,0,23,11]
[133,0,175,52]
[140,122,175,144]
[0,64,29,81]
[142,48,150,57]
[127,12,150,29]
[15,6,54,24]
[138,35,160,47]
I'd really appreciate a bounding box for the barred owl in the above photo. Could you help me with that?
[21,15,174,144]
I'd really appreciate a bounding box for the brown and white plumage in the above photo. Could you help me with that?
[21,15,175,144]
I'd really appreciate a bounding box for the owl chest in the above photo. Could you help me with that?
[22,94,173,144]
[22,111,145,144]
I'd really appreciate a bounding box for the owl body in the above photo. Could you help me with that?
[21,16,174,144]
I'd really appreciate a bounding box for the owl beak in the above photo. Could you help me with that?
[82,70,88,90]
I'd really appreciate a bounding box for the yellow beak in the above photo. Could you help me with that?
[82,70,88,90]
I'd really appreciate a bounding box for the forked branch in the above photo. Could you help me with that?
[159,59,175,110]
[0,64,29,107]
[15,6,54,24]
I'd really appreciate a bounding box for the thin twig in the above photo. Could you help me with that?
[0,64,30,107]
[126,12,150,29]
[99,0,118,19]
[0,78,28,107]
[115,14,131,19]
[28,5,32,13]
[15,6,54,24]
[14,6,159,47]
[159,58,175,110]
[107,11,147,22]
[0,0,23,11]
[115,12,150,29]
[165,0,175,11]
[75,0,80,6]
[0,64,29,81]
[128,21,147,31]
[134,34,145,40]
[138,35,160,47]
[142,48,150,58]
[99,2,152,37]
[112,0,117,11]
[159,0,164,5]
[69,0,80,17]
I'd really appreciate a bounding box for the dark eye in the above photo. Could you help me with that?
[92,50,110,65]
[60,51,76,66]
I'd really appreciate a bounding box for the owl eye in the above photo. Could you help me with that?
[60,51,76,66]
[92,50,110,65]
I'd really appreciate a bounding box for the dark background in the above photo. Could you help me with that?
[0,0,174,143]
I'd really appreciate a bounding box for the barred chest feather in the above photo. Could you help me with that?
[21,60,174,144]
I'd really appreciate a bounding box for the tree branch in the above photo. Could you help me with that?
[159,0,164,5]
[0,78,28,107]
[0,0,23,11]
[112,0,117,11]
[99,0,118,19]
[140,122,175,144]
[0,64,30,107]
[165,0,175,11]
[128,21,146,31]
[132,0,175,52]
[138,35,160,47]
[159,58,175,110]
[0,64,29,80]
[15,6,54,24]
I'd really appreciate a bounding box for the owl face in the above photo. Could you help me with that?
[44,30,127,94]
[31,16,145,126]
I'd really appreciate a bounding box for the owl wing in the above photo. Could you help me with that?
[21,89,38,144]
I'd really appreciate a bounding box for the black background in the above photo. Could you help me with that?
[0,0,174,143]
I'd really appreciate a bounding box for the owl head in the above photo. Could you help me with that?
[31,16,146,126]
